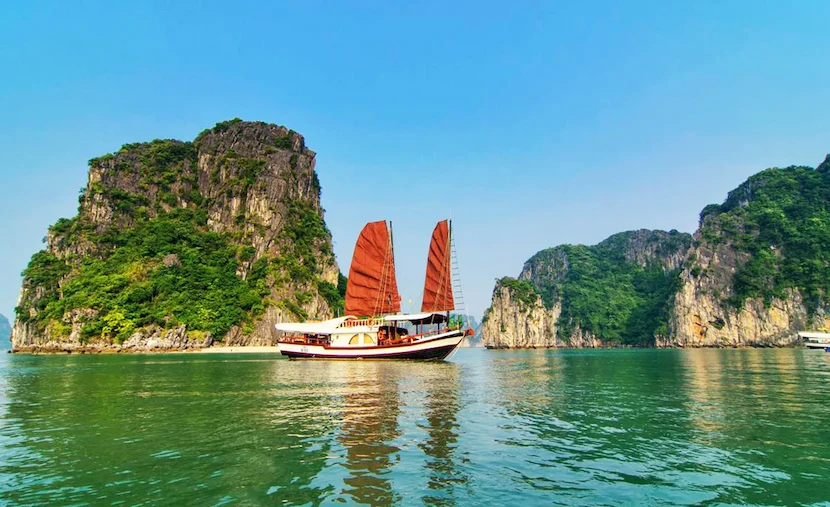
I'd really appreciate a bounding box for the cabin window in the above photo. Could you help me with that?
[363,334,375,345]
[349,335,360,345]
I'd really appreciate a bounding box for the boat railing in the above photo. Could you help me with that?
[339,318,384,328]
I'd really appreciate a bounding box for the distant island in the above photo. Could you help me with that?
[0,314,10,349]
[483,155,830,348]
[13,119,346,353]
[458,314,483,347]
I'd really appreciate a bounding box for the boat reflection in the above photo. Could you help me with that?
[320,360,467,505]
[326,361,402,505]
[418,362,469,505]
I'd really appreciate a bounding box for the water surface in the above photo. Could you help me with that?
[1,349,829,505]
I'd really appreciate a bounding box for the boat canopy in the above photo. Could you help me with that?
[421,220,455,313]
[384,312,448,325]
[345,221,402,317]
[274,316,354,335]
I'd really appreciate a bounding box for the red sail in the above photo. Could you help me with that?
[345,221,401,316]
[421,220,455,312]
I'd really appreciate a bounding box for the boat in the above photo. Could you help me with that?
[275,219,472,360]
[798,331,830,351]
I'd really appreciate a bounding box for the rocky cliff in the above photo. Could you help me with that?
[481,281,563,348]
[483,230,692,348]
[484,155,830,348]
[667,156,830,346]
[13,119,345,352]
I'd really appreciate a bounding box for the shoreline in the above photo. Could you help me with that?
[7,343,813,355]
[8,345,286,355]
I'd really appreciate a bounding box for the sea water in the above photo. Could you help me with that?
[1,348,829,505]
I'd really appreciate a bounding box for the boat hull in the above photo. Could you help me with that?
[277,331,464,360]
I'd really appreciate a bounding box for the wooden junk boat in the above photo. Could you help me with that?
[275,220,471,360]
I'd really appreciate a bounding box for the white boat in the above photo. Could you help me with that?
[798,331,830,349]
[275,220,471,360]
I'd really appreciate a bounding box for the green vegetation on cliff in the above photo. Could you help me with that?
[696,156,830,313]
[495,277,538,307]
[553,243,684,344]
[487,154,830,348]
[498,230,691,345]
[20,209,265,342]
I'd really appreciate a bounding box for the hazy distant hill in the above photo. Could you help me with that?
[0,314,10,349]
[456,314,482,347]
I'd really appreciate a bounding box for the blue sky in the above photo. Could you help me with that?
[1,0,829,320]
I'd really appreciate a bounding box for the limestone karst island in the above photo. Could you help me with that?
[13,120,344,352]
[484,154,830,349]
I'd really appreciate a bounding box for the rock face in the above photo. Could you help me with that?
[13,119,344,353]
[666,159,830,347]
[0,314,10,349]
[15,325,214,354]
[482,284,564,348]
[667,271,819,347]
[485,155,830,348]
[482,230,691,348]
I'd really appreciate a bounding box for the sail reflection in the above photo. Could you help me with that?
[418,362,468,506]
[330,361,403,505]
[321,360,468,506]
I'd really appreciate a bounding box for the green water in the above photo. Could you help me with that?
[1,349,829,506]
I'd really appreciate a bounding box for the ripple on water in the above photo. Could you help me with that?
[0,349,829,505]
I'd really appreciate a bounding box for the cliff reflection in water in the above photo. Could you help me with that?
[475,349,830,505]
[0,355,341,505]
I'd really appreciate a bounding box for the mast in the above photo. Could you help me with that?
[447,220,451,324]
[383,220,397,315]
